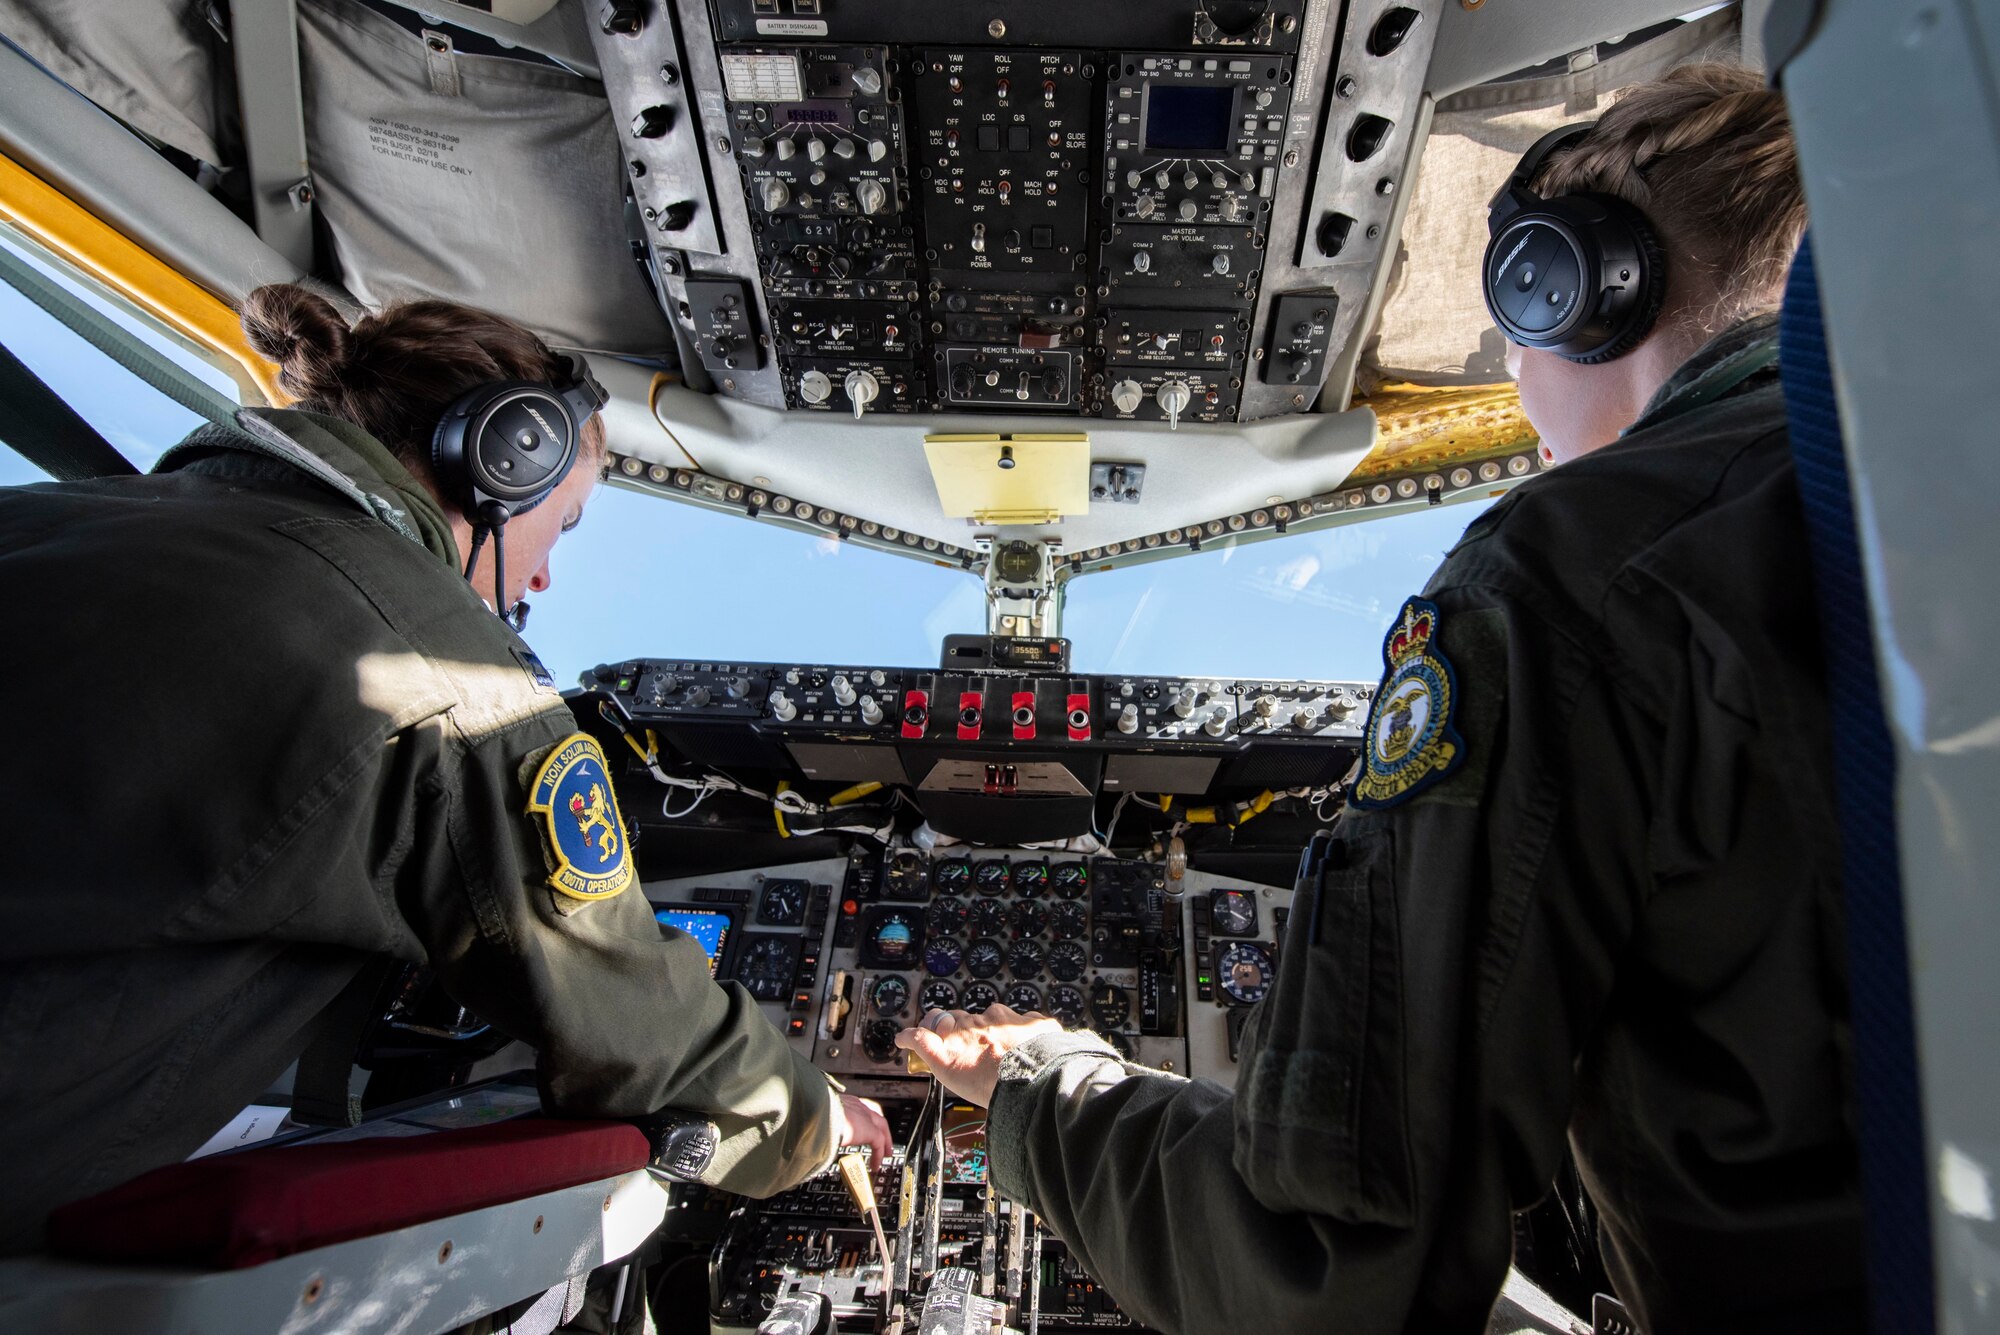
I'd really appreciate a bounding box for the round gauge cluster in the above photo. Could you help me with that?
[884,853,1102,1029]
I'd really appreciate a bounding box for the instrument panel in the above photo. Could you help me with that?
[593,0,1434,425]
[645,849,1292,1332]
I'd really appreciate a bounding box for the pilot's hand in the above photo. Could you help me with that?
[894,1004,1062,1108]
[831,1092,894,1166]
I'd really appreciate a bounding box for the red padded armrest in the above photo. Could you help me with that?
[47,1117,652,1270]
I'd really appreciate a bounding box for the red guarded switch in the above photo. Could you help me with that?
[957,691,985,742]
[901,689,930,739]
[1012,691,1037,740]
[1066,691,1092,741]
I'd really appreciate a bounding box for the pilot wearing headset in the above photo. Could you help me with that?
[900,65,1865,1334]
[0,284,890,1256]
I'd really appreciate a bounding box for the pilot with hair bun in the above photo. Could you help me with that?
[902,65,1863,1334]
[0,284,889,1257]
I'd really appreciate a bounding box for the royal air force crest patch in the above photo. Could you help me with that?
[1351,597,1466,809]
[527,733,633,901]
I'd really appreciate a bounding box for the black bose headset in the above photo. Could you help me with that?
[431,351,608,632]
[1482,122,1668,365]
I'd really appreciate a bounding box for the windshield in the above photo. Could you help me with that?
[1061,498,1495,682]
[526,485,986,685]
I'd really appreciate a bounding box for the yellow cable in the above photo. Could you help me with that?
[0,151,286,405]
[774,781,791,838]
[1159,794,1174,813]
[829,781,883,808]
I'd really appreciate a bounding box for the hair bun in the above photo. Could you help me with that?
[241,283,353,397]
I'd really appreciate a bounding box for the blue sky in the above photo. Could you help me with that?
[0,235,1488,686]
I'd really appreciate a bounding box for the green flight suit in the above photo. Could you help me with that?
[986,317,1864,1333]
[0,408,833,1255]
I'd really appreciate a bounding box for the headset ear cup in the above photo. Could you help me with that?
[1566,209,1668,365]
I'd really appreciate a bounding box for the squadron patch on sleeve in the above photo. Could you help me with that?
[1350,597,1466,809]
[526,733,633,901]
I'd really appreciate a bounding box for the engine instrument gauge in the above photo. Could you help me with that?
[1046,940,1087,982]
[1004,983,1043,1013]
[972,860,1011,892]
[963,938,1005,979]
[1007,940,1044,980]
[919,979,959,1012]
[1217,942,1274,1006]
[1047,984,1086,1027]
[1088,982,1130,1030]
[932,858,972,892]
[960,981,1000,1013]
[924,939,963,977]
[1051,861,1089,899]
[756,878,809,927]
[870,974,910,1018]
[927,896,969,936]
[1012,861,1051,897]
[969,897,1009,937]
[1210,889,1259,938]
[1049,902,1087,941]
[1010,901,1047,939]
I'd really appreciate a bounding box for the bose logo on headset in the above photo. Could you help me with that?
[430,350,609,630]
[1481,121,1667,365]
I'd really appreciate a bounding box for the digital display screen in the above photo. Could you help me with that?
[1144,85,1236,155]
[943,1102,989,1185]
[657,908,732,977]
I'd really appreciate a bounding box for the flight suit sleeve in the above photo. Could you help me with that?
[985,590,1655,1332]
[396,714,836,1198]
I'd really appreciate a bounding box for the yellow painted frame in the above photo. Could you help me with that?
[0,150,286,406]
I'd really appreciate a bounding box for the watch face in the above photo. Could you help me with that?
[920,979,959,1013]
[933,858,972,892]
[1051,861,1089,899]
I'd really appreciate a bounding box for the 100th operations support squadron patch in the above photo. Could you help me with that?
[527,733,633,901]
[1351,597,1466,809]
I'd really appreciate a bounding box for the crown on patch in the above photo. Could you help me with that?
[1387,603,1435,662]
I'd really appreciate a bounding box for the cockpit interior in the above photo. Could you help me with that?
[0,0,1988,1332]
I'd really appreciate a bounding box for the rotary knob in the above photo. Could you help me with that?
[740,135,767,159]
[1327,694,1358,720]
[1156,379,1192,430]
[851,67,883,96]
[832,674,857,706]
[760,179,790,212]
[855,179,889,215]
[1178,199,1199,222]
[1211,252,1232,276]
[860,695,885,725]
[799,370,833,404]
[1117,703,1140,734]
[805,136,827,163]
[1173,687,1198,718]
[775,137,797,161]
[1203,706,1230,737]
[867,139,889,162]
[1130,250,1151,273]
[832,138,856,160]
[770,690,797,722]
[1293,705,1318,730]
[685,685,711,707]
[1110,379,1144,415]
[1254,694,1277,718]
[844,369,881,418]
